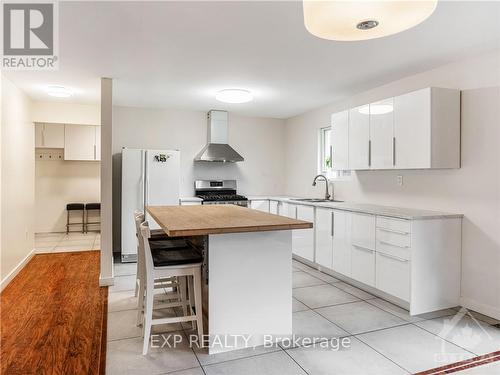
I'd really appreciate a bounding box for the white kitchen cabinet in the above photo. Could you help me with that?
[376,251,410,302]
[293,205,314,262]
[350,213,376,286]
[279,202,296,219]
[351,212,376,250]
[269,200,279,215]
[369,98,394,169]
[348,106,370,170]
[35,123,65,148]
[394,87,460,169]
[64,124,99,161]
[94,126,101,161]
[315,207,333,268]
[330,110,349,170]
[250,200,270,213]
[332,210,351,276]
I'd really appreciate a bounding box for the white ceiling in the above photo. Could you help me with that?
[5,1,500,119]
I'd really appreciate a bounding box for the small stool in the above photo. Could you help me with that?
[85,203,101,233]
[66,203,85,234]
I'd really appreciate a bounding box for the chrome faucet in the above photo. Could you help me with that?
[312,174,331,200]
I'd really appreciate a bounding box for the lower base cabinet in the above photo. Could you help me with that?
[376,252,410,302]
[332,210,351,276]
[293,205,315,262]
[351,245,376,287]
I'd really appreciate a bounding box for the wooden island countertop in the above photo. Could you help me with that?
[147,204,313,237]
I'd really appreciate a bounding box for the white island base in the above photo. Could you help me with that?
[205,230,292,354]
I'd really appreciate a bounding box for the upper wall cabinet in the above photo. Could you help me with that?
[330,110,349,170]
[35,123,65,148]
[64,125,100,161]
[330,87,460,171]
[394,88,460,169]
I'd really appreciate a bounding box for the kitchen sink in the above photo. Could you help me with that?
[291,198,344,203]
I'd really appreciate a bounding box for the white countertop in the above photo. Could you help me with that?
[246,195,463,220]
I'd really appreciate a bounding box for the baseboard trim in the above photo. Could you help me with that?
[0,248,36,292]
[460,297,500,321]
[99,275,114,287]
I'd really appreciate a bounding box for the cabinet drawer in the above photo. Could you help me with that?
[351,213,376,250]
[376,239,410,261]
[376,252,410,302]
[376,228,410,248]
[351,245,375,287]
[376,217,411,234]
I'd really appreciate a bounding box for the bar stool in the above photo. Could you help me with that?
[140,221,204,355]
[85,203,101,233]
[66,203,85,234]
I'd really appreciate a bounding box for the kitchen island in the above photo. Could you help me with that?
[147,204,312,354]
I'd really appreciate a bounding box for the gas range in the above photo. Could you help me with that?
[194,180,248,207]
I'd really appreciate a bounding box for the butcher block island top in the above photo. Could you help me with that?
[147,204,313,237]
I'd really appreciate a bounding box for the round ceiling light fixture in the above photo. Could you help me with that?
[47,86,73,98]
[303,0,438,41]
[216,89,253,104]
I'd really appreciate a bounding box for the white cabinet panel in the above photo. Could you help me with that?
[64,125,96,161]
[280,202,296,219]
[315,207,333,269]
[269,200,279,215]
[293,205,314,261]
[332,210,351,276]
[351,245,375,286]
[250,200,270,213]
[369,98,394,169]
[35,123,65,148]
[351,213,376,250]
[376,252,410,302]
[394,88,431,169]
[94,126,101,161]
[331,111,349,170]
[348,106,370,170]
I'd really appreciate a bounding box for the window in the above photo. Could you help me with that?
[318,126,351,180]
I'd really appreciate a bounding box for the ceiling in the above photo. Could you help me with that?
[5,1,500,119]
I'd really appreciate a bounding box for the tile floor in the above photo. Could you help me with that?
[34,231,100,252]
[107,259,500,375]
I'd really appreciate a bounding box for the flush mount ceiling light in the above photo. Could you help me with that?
[216,89,253,104]
[359,104,393,115]
[303,0,438,41]
[47,86,73,98]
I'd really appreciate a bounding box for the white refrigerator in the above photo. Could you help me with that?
[121,148,180,262]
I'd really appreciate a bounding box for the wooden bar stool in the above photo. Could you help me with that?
[66,203,85,234]
[140,221,204,355]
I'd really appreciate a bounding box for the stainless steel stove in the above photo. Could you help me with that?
[195,180,248,207]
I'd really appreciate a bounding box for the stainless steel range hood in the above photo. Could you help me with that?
[194,110,244,162]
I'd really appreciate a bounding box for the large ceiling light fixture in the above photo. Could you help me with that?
[216,89,253,104]
[303,0,438,41]
[47,85,73,98]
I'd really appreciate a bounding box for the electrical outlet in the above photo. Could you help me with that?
[397,175,403,186]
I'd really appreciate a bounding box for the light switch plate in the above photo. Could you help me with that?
[397,175,403,186]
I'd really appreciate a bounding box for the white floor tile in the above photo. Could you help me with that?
[108,309,143,341]
[114,262,137,277]
[292,298,309,313]
[315,301,408,334]
[287,336,408,375]
[34,246,56,253]
[293,271,325,289]
[290,310,349,346]
[53,245,94,252]
[203,351,307,375]
[106,332,199,375]
[110,275,137,293]
[332,282,377,300]
[293,284,360,309]
[367,298,457,323]
[108,290,138,313]
[357,324,475,373]
[302,268,340,283]
[167,368,205,375]
[34,240,60,247]
[193,344,281,366]
[416,315,500,356]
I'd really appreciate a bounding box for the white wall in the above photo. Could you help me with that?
[284,51,500,319]
[1,75,34,285]
[112,107,286,251]
[35,160,100,233]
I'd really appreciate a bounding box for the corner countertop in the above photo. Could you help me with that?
[246,196,463,220]
[147,204,313,237]
[179,196,203,202]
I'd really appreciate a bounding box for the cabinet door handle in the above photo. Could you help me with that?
[42,124,46,147]
[379,251,409,263]
[93,144,96,160]
[368,140,371,167]
[378,240,410,249]
[353,244,374,253]
[331,211,334,237]
[377,227,410,235]
[392,137,396,166]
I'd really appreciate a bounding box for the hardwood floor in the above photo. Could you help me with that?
[1,251,107,375]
